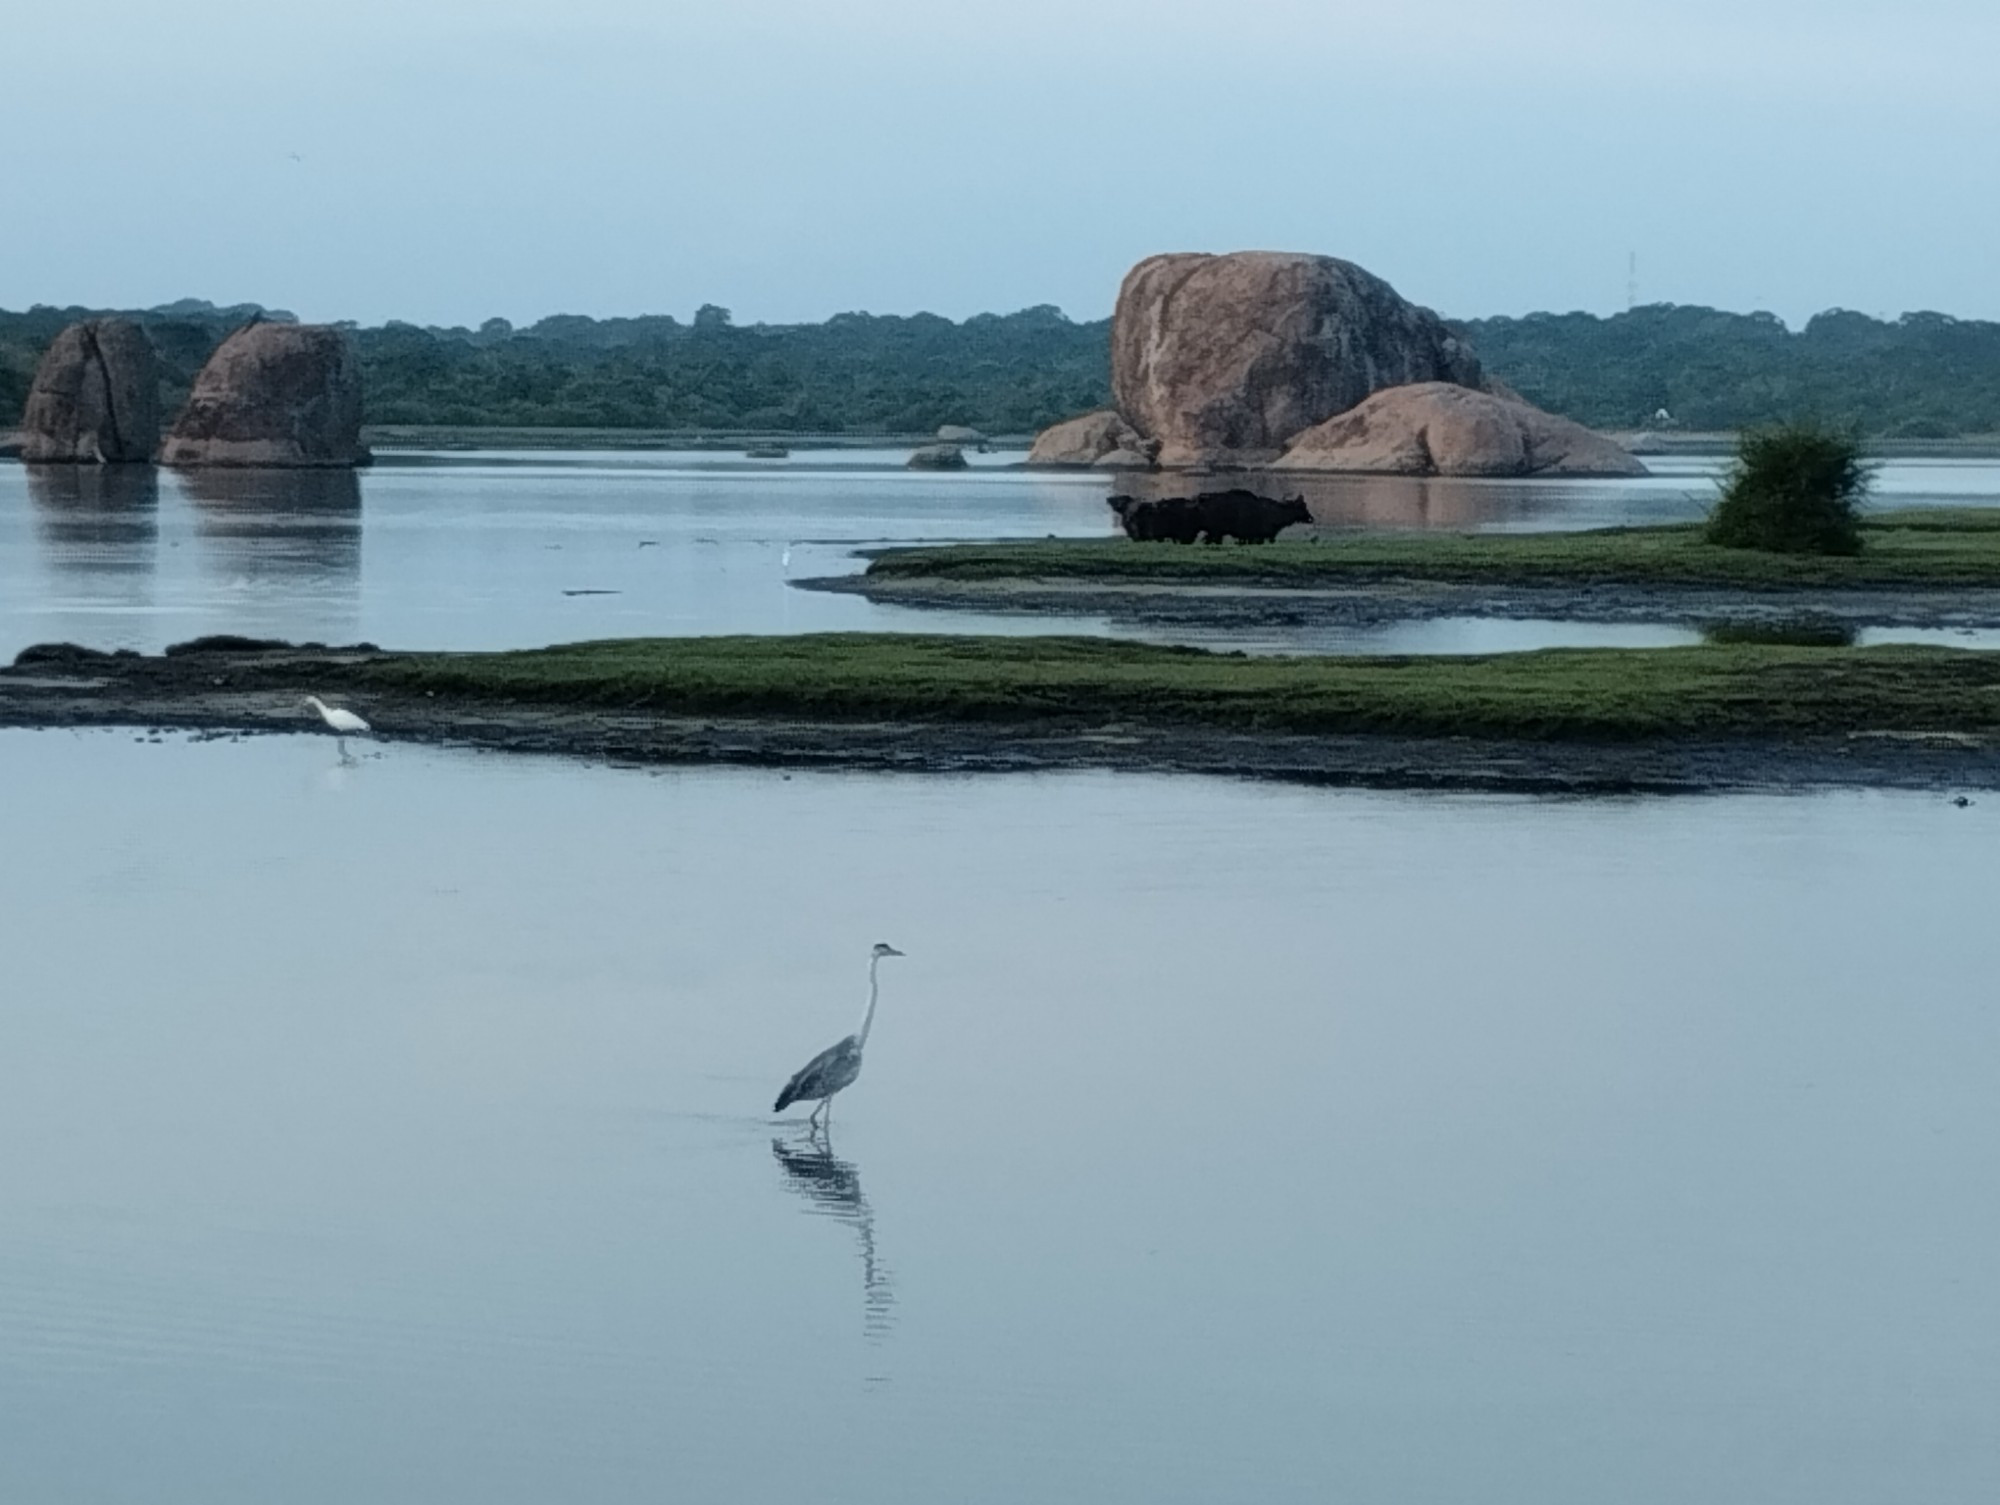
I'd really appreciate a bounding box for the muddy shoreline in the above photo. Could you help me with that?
[797,571,2000,633]
[3,640,1996,796]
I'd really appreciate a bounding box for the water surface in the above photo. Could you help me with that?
[7,452,2000,659]
[1,729,1997,1504]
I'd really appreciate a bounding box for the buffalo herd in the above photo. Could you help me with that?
[1106,488,1312,545]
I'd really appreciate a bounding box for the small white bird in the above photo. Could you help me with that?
[304,695,372,758]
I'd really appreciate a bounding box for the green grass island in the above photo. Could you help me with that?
[856,509,2000,591]
[5,625,2000,795]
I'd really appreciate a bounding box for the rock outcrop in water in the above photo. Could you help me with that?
[19,319,161,463]
[1271,382,1647,477]
[1108,252,1486,468]
[159,323,368,468]
[1025,409,1159,468]
[906,443,969,470]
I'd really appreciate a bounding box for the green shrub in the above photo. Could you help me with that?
[1706,422,1869,555]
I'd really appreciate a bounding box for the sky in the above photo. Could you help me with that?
[7,0,1998,329]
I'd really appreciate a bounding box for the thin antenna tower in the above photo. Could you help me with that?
[1626,252,1638,312]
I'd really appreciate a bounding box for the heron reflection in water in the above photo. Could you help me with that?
[771,1132,895,1338]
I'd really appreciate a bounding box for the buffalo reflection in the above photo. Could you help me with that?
[771,1132,895,1338]
[26,464,160,569]
[172,466,362,580]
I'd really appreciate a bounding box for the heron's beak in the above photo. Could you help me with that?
[886,946,906,956]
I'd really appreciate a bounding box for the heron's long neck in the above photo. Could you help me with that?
[856,956,882,1049]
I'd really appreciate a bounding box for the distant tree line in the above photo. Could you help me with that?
[0,300,1112,437]
[1459,305,2000,438]
[4,298,1999,438]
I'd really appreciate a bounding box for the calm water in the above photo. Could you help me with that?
[7,451,2000,659]
[2,728,1998,1505]
[7,451,2000,1499]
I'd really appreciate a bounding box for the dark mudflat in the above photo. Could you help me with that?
[799,571,2000,634]
[3,637,1997,797]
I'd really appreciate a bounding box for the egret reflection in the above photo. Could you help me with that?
[771,1132,895,1339]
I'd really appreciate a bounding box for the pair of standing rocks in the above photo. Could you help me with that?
[18,319,367,468]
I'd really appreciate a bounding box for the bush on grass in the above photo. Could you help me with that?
[1706,422,1870,555]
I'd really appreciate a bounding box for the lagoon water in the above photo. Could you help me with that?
[6,449,2000,660]
[6,451,2000,1503]
[3,728,1999,1505]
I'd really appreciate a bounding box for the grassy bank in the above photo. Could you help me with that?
[354,633,2000,742]
[863,510,2000,590]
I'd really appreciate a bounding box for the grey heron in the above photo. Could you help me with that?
[774,943,905,1128]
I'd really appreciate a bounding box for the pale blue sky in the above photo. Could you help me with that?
[8,0,1996,327]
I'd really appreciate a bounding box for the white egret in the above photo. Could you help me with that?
[774,943,905,1129]
[304,695,372,758]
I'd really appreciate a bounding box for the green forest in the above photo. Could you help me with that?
[1461,306,2000,438]
[4,298,1999,438]
[0,301,1110,438]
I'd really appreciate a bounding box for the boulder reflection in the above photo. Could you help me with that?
[771,1132,895,1339]
[26,464,160,568]
[174,466,362,580]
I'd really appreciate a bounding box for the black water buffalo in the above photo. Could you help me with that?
[1107,493,1203,542]
[1107,489,1311,545]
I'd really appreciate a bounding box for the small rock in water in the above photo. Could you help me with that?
[906,443,968,471]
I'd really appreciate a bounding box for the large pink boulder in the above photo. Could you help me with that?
[161,322,368,468]
[19,319,160,463]
[1109,252,1485,467]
